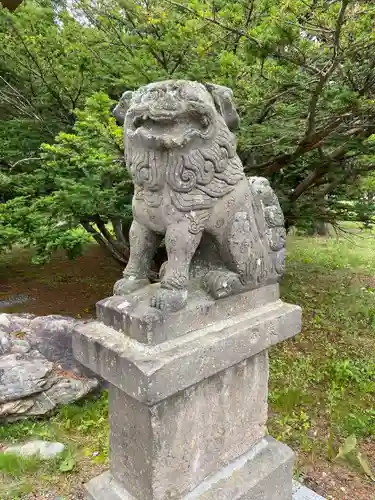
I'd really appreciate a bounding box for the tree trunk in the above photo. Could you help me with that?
[315,221,330,236]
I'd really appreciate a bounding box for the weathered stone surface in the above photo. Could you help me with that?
[185,437,293,500]
[97,283,279,344]
[85,473,133,500]
[11,339,31,354]
[0,313,99,422]
[112,80,285,312]
[76,291,302,500]
[23,377,98,418]
[4,440,65,459]
[26,315,91,372]
[109,352,268,499]
[0,329,11,354]
[0,314,12,331]
[0,351,53,404]
[84,437,294,500]
[74,299,301,404]
[0,348,98,421]
[85,475,326,500]
[7,313,35,333]
[0,313,98,370]
[0,313,90,372]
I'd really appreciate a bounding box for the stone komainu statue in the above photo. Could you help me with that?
[113,80,286,312]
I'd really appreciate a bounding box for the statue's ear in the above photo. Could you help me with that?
[205,83,240,130]
[113,91,134,125]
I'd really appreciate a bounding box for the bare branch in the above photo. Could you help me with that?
[304,0,349,139]
[273,51,324,77]
[260,115,346,175]
[9,157,40,169]
[112,217,130,256]
[0,76,55,136]
[290,167,327,202]
[289,124,375,202]
[254,86,298,124]
[81,221,127,265]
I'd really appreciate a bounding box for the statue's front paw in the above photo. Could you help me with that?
[150,288,187,312]
[113,277,150,296]
[205,270,243,299]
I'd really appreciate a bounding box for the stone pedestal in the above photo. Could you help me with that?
[73,283,301,500]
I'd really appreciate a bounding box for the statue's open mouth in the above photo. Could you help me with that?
[126,106,216,149]
[133,111,210,132]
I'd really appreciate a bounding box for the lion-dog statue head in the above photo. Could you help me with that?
[113,80,244,213]
[113,80,239,148]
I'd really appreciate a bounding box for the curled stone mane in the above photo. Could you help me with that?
[126,118,245,212]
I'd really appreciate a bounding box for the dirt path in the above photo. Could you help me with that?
[0,245,122,318]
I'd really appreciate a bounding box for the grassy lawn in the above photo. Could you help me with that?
[270,230,375,498]
[1,230,375,499]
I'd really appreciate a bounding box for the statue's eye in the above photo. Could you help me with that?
[179,86,199,101]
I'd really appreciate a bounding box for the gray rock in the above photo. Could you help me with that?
[0,315,11,331]
[0,312,95,374]
[0,351,54,405]
[23,376,99,417]
[0,313,99,422]
[0,348,98,421]
[10,339,31,354]
[0,329,11,354]
[1,313,35,334]
[4,440,65,459]
[26,315,94,375]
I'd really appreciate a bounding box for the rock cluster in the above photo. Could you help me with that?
[0,314,98,422]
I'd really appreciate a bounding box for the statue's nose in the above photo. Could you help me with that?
[156,92,178,111]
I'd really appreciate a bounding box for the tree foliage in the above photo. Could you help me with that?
[1,0,375,261]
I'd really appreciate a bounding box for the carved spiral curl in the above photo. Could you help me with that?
[131,151,165,191]
[166,154,197,193]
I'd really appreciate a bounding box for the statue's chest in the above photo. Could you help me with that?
[133,187,185,233]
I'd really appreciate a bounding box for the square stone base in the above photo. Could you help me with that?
[84,437,294,500]
[108,351,269,499]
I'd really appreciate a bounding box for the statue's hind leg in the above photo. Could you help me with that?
[205,211,269,299]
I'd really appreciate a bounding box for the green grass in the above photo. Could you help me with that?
[269,232,375,482]
[0,453,43,478]
[0,392,109,499]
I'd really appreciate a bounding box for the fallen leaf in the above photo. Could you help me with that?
[59,456,75,472]
[357,452,375,481]
[335,435,357,460]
